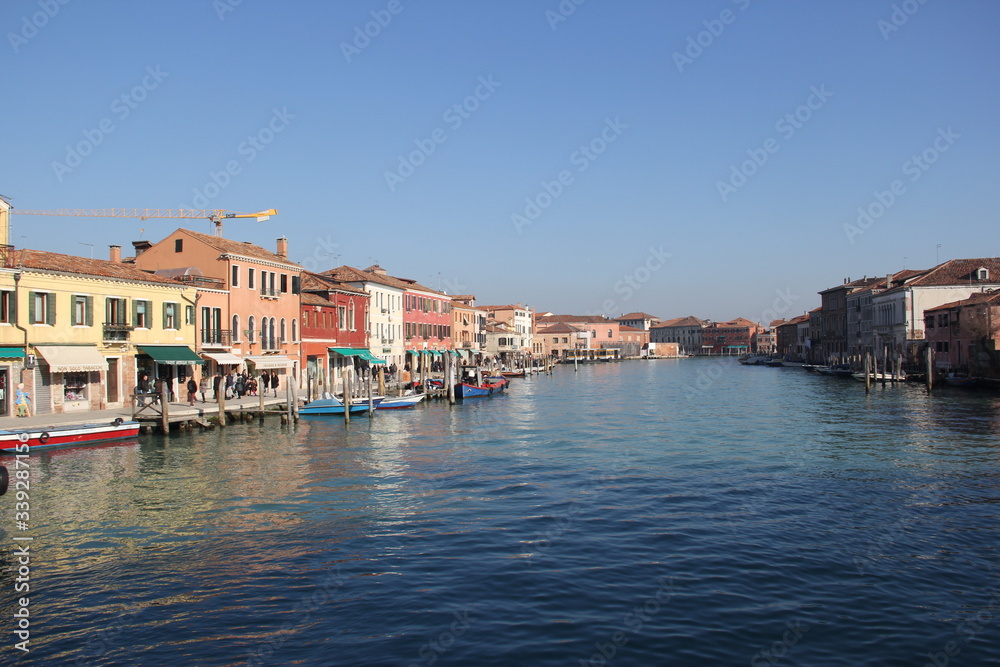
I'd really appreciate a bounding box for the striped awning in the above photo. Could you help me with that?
[244,355,293,370]
[201,351,243,365]
[35,345,107,373]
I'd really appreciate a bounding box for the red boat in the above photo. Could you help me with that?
[0,418,141,453]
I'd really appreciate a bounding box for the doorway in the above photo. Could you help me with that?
[107,358,120,403]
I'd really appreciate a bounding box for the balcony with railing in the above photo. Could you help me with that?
[201,329,233,347]
[103,322,134,342]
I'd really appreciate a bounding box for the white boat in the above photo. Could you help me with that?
[377,394,426,409]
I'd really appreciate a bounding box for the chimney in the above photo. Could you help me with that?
[133,240,152,256]
[276,236,288,259]
[109,245,122,263]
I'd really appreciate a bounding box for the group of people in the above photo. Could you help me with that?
[181,370,281,406]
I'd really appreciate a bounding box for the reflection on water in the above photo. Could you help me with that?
[2,360,999,665]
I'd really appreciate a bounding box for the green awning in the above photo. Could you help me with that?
[329,347,368,357]
[0,347,24,358]
[429,350,442,357]
[137,345,204,365]
[361,351,387,364]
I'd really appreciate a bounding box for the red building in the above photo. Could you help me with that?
[924,290,1000,377]
[299,272,372,395]
[401,280,452,352]
[702,317,760,354]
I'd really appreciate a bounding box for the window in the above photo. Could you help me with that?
[105,297,127,325]
[29,292,55,324]
[270,272,276,295]
[291,318,297,342]
[133,299,151,328]
[977,267,989,281]
[232,265,240,288]
[248,316,256,343]
[185,305,195,325]
[291,275,301,295]
[925,316,935,330]
[348,302,355,331]
[280,274,288,294]
[232,315,240,342]
[280,318,287,342]
[248,268,255,289]
[163,303,179,330]
[0,291,12,324]
[174,239,183,252]
[337,306,347,329]
[72,295,93,326]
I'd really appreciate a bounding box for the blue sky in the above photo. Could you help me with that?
[3,0,998,322]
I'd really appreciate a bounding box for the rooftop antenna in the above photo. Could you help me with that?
[936,243,942,264]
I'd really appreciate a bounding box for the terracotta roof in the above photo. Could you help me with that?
[707,317,758,329]
[537,322,584,334]
[17,249,185,286]
[300,271,369,296]
[178,228,301,267]
[537,314,616,324]
[924,290,1000,313]
[620,325,647,332]
[616,312,659,321]
[905,258,1000,287]
[480,304,532,312]
[322,265,442,295]
[301,292,334,307]
[651,315,704,329]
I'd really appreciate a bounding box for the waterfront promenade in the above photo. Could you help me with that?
[0,394,293,433]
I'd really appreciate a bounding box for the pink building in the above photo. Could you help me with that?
[133,229,303,382]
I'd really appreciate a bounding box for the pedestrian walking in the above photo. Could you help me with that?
[199,375,210,403]
[270,371,280,397]
[186,377,198,406]
[212,373,222,400]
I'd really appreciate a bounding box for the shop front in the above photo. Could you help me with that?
[136,345,205,401]
[33,344,108,413]
[0,347,25,417]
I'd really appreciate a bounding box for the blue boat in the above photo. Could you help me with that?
[455,377,508,400]
[300,394,384,415]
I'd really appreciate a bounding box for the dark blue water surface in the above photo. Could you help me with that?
[3,359,1000,666]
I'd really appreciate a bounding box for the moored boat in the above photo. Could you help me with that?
[500,369,526,378]
[455,376,508,399]
[817,364,855,377]
[300,394,384,415]
[852,371,906,382]
[944,375,976,388]
[377,394,426,409]
[0,418,140,453]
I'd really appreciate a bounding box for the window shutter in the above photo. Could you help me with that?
[9,289,16,325]
[292,275,300,294]
[162,303,168,330]
[27,291,35,324]
[46,293,55,325]
[132,300,139,326]
[85,296,94,327]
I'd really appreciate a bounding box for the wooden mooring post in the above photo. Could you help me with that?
[159,380,170,434]
[926,347,934,392]
[864,353,871,393]
[445,350,455,405]
[217,382,227,427]
[367,372,374,416]
[342,369,351,424]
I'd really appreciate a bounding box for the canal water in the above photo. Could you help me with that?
[3,359,1000,665]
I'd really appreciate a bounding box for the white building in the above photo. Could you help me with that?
[324,265,405,367]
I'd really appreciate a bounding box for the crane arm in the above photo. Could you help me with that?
[10,208,277,235]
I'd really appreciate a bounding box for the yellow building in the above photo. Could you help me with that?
[0,248,198,415]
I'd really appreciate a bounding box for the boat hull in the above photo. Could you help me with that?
[0,420,141,453]
[300,396,384,415]
[455,378,508,399]
[377,395,426,409]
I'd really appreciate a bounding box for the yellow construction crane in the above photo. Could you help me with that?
[0,203,276,244]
